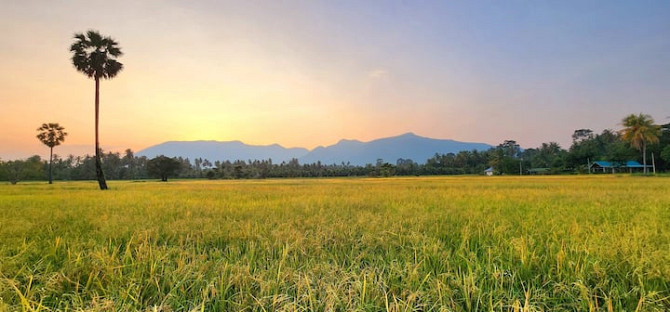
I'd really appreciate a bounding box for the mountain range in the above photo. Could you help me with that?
[136,133,493,166]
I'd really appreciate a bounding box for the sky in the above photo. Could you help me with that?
[2,0,669,160]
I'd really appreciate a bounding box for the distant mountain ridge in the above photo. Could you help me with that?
[299,133,492,165]
[137,140,309,164]
[136,133,493,166]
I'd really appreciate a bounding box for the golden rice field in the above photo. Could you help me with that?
[0,176,669,311]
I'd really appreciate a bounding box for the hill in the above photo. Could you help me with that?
[136,140,309,163]
[137,133,493,165]
[299,132,492,165]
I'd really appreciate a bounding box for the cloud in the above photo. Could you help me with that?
[368,69,389,79]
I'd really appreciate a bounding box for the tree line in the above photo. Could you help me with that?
[2,119,669,183]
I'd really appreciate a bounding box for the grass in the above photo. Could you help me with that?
[0,176,669,311]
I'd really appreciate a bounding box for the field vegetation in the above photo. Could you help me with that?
[0,176,669,311]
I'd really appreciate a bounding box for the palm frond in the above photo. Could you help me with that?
[107,45,123,57]
[102,60,123,79]
[70,30,123,80]
[87,30,104,46]
[620,114,660,151]
[36,123,67,148]
[73,33,87,42]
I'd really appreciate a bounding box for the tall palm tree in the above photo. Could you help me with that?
[70,30,123,190]
[620,114,660,174]
[36,123,68,184]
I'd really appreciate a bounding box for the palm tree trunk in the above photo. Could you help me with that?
[95,77,108,190]
[642,142,647,175]
[49,146,53,184]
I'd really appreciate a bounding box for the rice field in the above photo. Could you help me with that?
[0,176,669,311]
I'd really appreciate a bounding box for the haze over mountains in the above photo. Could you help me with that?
[137,133,493,166]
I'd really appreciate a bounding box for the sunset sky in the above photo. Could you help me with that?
[2,1,669,160]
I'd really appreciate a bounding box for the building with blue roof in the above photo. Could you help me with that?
[589,160,652,173]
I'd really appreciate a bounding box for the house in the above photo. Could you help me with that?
[622,160,653,173]
[589,160,651,173]
[484,167,494,176]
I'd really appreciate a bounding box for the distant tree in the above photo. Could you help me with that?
[51,154,73,180]
[24,156,47,180]
[147,156,181,182]
[121,149,135,179]
[0,161,5,182]
[527,142,566,171]
[379,163,395,177]
[102,151,123,179]
[194,158,203,178]
[2,156,45,184]
[620,114,661,174]
[36,123,67,184]
[396,158,419,176]
[604,140,637,165]
[233,164,244,179]
[646,122,670,171]
[567,129,622,171]
[4,161,23,185]
[490,140,521,174]
[500,140,521,158]
[572,129,594,142]
[70,30,123,190]
[661,145,670,164]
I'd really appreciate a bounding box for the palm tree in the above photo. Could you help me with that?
[70,30,123,190]
[36,123,67,184]
[620,114,661,174]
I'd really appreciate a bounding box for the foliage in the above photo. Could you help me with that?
[147,155,182,182]
[0,177,668,310]
[661,145,670,163]
[70,30,123,80]
[0,156,45,184]
[565,129,637,172]
[3,160,24,184]
[571,128,594,142]
[36,123,67,149]
[488,140,523,175]
[621,114,661,151]
[525,142,566,170]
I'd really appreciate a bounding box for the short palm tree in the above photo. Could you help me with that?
[620,114,660,174]
[36,123,67,184]
[70,30,123,190]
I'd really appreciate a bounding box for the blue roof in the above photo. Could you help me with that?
[625,160,649,168]
[592,161,613,167]
[591,160,650,168]
[484,167,494,172]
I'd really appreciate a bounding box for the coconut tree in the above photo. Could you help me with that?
[36,123,67,184]
[70,30,123,190]
[620,114,660,174]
